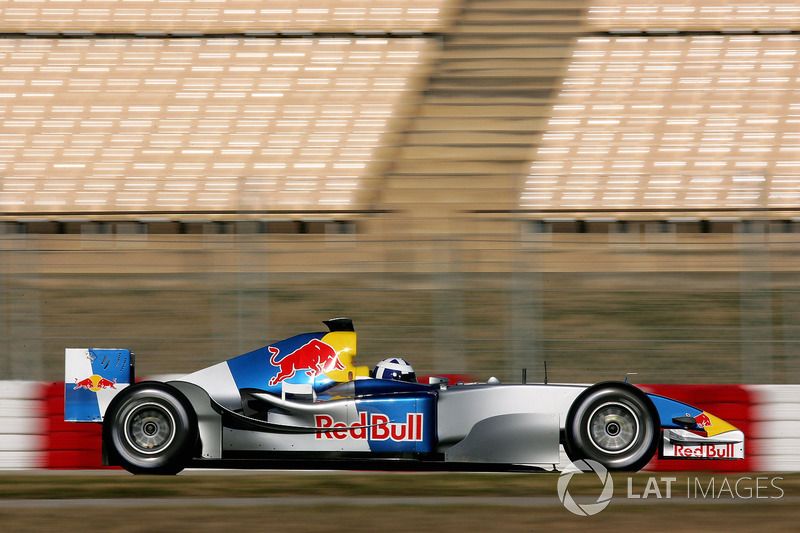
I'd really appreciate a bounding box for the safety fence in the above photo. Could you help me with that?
[0,381,797,471]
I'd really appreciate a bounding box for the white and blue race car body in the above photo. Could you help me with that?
[64,318,745,474]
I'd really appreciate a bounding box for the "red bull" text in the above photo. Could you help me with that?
[314,412,424,442]
[673,443,738,458]
[268,340,345,386]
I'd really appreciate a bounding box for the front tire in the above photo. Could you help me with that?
[103,382,197,475]
[564,383,658,471]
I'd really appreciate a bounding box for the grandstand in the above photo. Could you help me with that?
[0,0,798,386]
[588,0,800,31]
[0,0,454,33]
[0,37,432,213]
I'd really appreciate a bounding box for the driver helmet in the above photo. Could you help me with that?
[372,357,416,383]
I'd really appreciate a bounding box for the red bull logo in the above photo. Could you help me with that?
[73,374,117,392]
[268,339,344,386]
[672,443,738,459]
[694,413,712,428]
[314,412,424,442]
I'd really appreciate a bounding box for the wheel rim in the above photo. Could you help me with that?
[123,402,176,455]
[587,401,640,455]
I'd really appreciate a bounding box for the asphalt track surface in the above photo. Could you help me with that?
[0,495,797,509]
[1,470,795,532]
[1,469,795,506]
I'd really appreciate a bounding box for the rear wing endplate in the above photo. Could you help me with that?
[64,348,134,422]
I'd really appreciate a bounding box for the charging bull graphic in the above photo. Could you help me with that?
[268,339,344,386]
[74,374,117,392]
[695,413,712,428]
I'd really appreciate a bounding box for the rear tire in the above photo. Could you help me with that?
[103,382,197,475]
[564,383,658,472]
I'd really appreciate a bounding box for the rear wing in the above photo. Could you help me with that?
[64,348,134,422]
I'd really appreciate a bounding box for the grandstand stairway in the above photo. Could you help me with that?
[379,0,589,229]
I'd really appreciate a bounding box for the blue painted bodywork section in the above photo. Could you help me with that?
[355,392,437,453]
[64,386,103,421]
[352,378,432,397]
[646,393,703,429]
[88,348,131,379]
[226,333,334,394]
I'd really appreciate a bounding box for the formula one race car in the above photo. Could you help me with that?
[64,318,745,474]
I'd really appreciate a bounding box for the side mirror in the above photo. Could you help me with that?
[672,415,697,428]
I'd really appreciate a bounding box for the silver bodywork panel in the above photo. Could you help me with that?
[444,413,560,464]
[224,395,373,452]
[437,384,586,447]
[178,363,241,410]
[252,391,354,415]
[169,380,223,459]
[223,424,371,453]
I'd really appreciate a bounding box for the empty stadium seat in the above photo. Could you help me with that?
[523,35,800,210]
[589,0,800,32]
[0,0,455,34]
[0,38,433,213]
